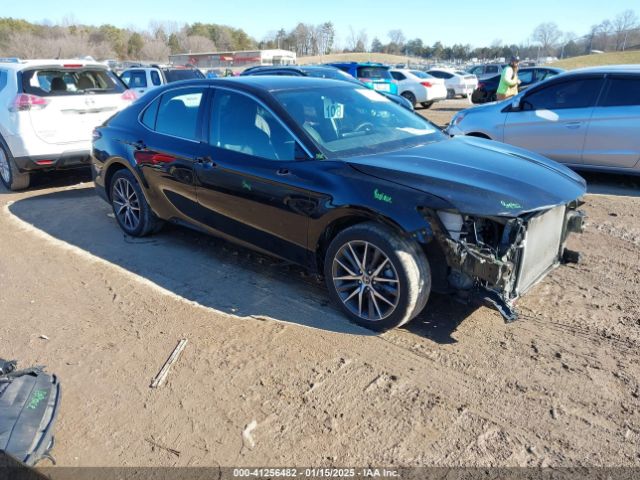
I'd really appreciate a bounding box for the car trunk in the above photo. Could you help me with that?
[21,66,128,145]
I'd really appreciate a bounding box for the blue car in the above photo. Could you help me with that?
[327,62,398,95]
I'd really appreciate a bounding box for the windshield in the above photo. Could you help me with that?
[275,86,444,158]
[356,66,392,80]
[163,69,205,82]
[22,68,125,96]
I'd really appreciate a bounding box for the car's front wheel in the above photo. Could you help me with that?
[0,144,30,191]
[324,222,431,331]
[421,101,434,109]
[109,169,162,237]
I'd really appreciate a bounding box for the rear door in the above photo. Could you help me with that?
[582,74,640,169]
[135,86,207,217]
[21,66,129,145]
[503,76,604,165]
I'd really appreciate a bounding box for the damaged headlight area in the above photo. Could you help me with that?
[422,203,586,322]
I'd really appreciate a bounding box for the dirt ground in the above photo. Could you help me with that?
[1,99,639,468]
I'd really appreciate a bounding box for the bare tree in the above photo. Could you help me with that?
[532,22,562,55]
[140,37,170,61]
[180,35,216,53]
[613,10,639,50]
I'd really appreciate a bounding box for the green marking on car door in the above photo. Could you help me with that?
[500,200,522,209]
[374,189,393,204]
[242,180,252,191]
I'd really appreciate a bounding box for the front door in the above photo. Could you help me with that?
[503,76,604,165]
[194,88,317,265]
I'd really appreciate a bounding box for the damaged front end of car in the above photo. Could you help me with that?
[420,202,586,322]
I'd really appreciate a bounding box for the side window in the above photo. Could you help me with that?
[391,72,406,81]
[129,71,148,88]
[141,96,161,130]
[0,70,7,91]
[518,70,535,85]
[486,66,499,74]
[210,90,296,161]
[155,87,204,140]
[522,78,603,111]
[600,77,640,107]
[428,71,442,79]
[120,71,131,86]
[150,70,162,86]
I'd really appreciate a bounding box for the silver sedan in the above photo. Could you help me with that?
[447,65,640,173]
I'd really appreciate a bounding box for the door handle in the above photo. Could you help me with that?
[196,156,216,167]
[564,122,582,129]
[276,168,291,176]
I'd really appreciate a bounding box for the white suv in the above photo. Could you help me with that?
[0,58,136,190]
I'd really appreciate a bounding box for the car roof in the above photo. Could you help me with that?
[154,76,359,92]
[0,58,108,71]
[567,64,640,75]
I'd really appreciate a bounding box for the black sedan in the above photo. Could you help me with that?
[471,67,564,104]
[92,77,586,330]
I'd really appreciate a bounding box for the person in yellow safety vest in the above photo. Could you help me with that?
[496,56,521,100]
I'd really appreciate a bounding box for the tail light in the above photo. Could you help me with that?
[420,81,433,88]
[121,90,138,101]
[10,94,48,112]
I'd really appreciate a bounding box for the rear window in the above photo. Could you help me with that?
[410,70,430,79]
[0,69,7,91]
[356,66,391,80]
[21,68,125,96]
[485,66,499,74]
[162,69,205,83]
[600,77,640,107]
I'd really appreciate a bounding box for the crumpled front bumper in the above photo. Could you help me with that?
[425,205,586,322]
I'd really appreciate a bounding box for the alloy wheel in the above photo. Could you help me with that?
[112,177,141,231]
[0,149,10,183]
[331,240,400,321]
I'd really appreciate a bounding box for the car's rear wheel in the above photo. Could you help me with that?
[324,222,431,331]
[447,88,456,99]
[110,169,162,237]
[401,91,417,107]
[0,144,30,191]
[421,102,434,109]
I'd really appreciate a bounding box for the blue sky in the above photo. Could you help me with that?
[3,0,636,47]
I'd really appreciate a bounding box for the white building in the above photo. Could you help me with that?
[169,49,296,69]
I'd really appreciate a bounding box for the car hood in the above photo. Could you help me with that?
[347,136,586,217]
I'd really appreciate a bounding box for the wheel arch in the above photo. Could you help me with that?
[103,158,150,203]
[313,208,412,273]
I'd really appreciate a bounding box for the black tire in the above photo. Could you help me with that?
[324,222,431,331]
[109,169,162,237]
[421,102,434,109]
[401,91,417,107]
[0,143,30,191]
[446,88,456,99]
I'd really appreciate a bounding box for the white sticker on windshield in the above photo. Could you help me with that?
[355,88,391,102]
[323,99,344,119]
[396,127,437,135]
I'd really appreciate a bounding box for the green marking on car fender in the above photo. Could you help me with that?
[242,180,252,191]
[27,389,48,410]
[501,200,522,209]
[315,153,326,160]
[374,189,393,204]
